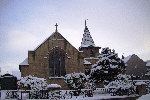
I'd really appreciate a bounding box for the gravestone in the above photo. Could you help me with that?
[1,73,17,90]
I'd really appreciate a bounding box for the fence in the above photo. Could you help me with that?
[1,87,139,99]
[94,88,110,94]
[2,89,95,99]
[2,90,61,99]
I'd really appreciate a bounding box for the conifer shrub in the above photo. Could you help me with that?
[89,47,125,85]
[64,72,88,96]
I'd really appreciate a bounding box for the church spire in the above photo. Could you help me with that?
[81,20,95,47]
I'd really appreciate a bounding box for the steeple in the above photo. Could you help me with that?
[81,20,95,47]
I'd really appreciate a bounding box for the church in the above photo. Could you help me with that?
[19,21,101,89]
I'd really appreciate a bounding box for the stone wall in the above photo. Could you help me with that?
[20,32,81,89]
[136,84,146,97]
[20,65,29,77]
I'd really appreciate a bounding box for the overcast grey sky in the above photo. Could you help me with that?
[0,0,150,75]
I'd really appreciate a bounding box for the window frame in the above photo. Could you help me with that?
[49,48,66,77]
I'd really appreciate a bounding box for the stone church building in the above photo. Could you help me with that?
[19,22,101,89]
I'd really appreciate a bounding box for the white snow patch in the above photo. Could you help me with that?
[146,62,150,66]
[85,57,99,60]
[49,77,65,79]
[104,71,108,73]
[67,57,71,59]
[122,55,132,63]
[19,57,29,65]
[84,59,91,65]
[145,74,150,75]
[79,51,84,52]
[137,93,150,100]
[135,82,146,85]
[47,84,61,88]
[80,26,98,48]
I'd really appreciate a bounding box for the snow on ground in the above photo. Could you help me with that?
[137,94,150,100]
[1,90,139,100]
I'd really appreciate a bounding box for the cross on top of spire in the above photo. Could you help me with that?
[55,23,58,32]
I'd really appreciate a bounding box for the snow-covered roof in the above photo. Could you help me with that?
[80,26,96,47]
[145,74,150,76]
[19,57,29,65]
[84,59,92,65]
[146,62,150,66]
[81,44,100,48]
[85,57,99,60]
[47,84,61,88]
[122,55,132,63]
[135,81,146,85]
[79,51,84,52]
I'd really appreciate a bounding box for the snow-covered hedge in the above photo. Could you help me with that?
[64,72,88,90]
[18,75,48,91]
[106,74,136,95]
[17,75,50,99]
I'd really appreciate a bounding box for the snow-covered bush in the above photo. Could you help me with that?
[18,75,48,99]
[18,75,48,90]
[84,82,93,89]
[64,72,88,90]
[89,47,125,85]
[106,74,136,96]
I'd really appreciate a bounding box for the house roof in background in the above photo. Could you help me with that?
[122,55,133,63]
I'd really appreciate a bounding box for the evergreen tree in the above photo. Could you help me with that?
[89,47,125,85]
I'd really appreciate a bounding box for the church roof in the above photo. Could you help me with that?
[122,55,132,63]
[19,57,29,65]
[80,23,100,48]
[81,26,95,47]
[34,32,55,51]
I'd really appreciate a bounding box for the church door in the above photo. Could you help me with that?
[49,49,66,77]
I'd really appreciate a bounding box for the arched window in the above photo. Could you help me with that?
[49,49,66,77]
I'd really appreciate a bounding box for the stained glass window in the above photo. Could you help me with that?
[49,49,66,77]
